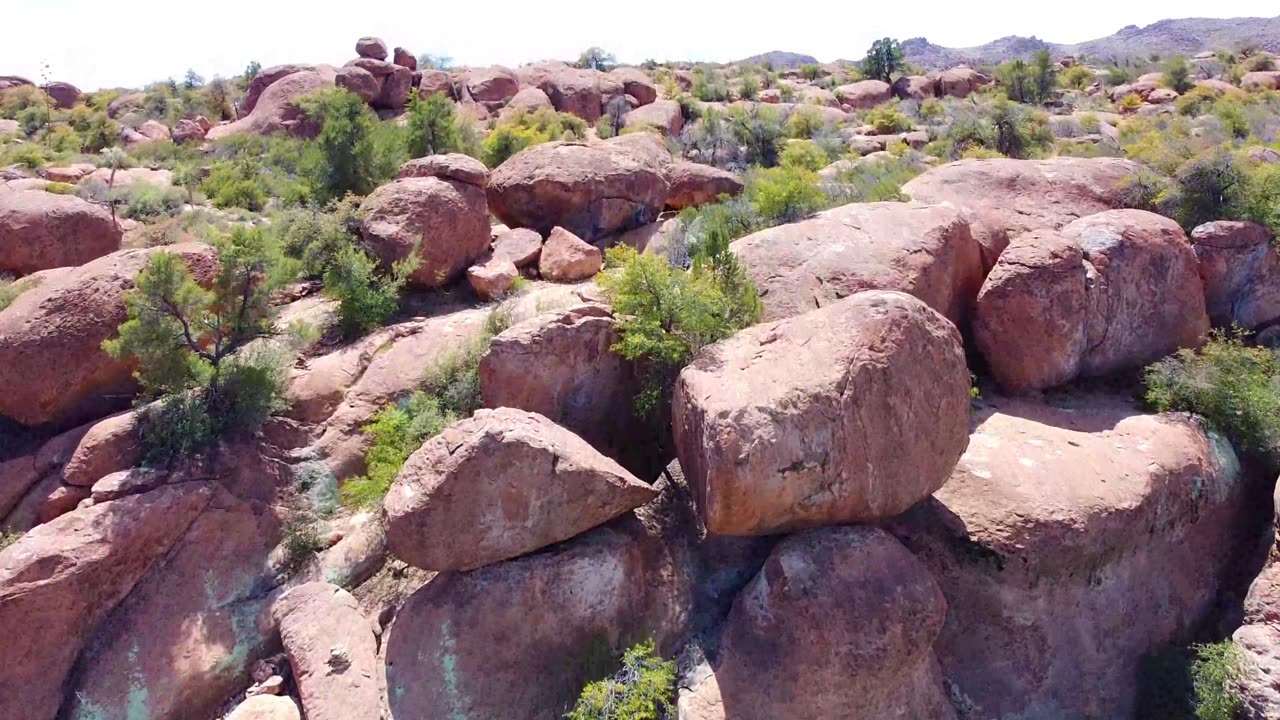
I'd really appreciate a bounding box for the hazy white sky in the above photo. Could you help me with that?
[3,1,1277,90]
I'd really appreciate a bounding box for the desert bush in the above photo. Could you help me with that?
[1168,150,1248,230]
[578,47,616,72]
[126,138,202,168]
[780,140,829,172]
[863,38,905,83]
[116,184,187,221]
[990,99,1052,158]
[566,640,676,720]
[865,105,913,134]
[297,88,387,202]
[482,123,546,168]
[1145,330,1280,464]
[1214,99,1251,140]
[323,240,418,338]
[104,225,298,462]
[784,106,825,139]
[1175,86,1220,117]
[746,164,827,223]
[1104,66,1132,87]
[730,104,784,167]
[597,96,629,139]
[692,68,731,103]
[737,75,759,101]
[1119,93,1144,113]
[40,124,82,153]
[0,85,48,120]
[280,510,326,573]
[1,142,49,169]
[482,107,586,167]
[43,182,76,195]
[1241,162,1280,232]
[1163,56,1194,94]
[278,195,365,276]
[406,92,462,158]
[1118,169,1172,213]
[340,306,512,508]
[1243,55,1276,72]
[1060,65,1095,90]
[995,50,1056,104]
[827,156,922,204]
[203,160,271,211]
[1191,641,1245,720]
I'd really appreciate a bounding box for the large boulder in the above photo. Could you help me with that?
[714,526,955,719]
[1190,220,1280,330]
[1235,534,1280,720]
[226,696,302,720]
[64,487,282,720]
[538,67,617,122]
[62,410,141,487]
[0,243,217,427]
[480,304,646,471]
[384,407,657,571]
[355,36,389,61]
[1060,209,1209,377]
[359,160,491,288]
[934,66,989,97]
[503,86,554,116]
[44,81,81,109]
[463,65,520,113]
[0,189,121,275]
[888,394,1255,719]
[1242,71,1280,92]
[893,75,936,101]
[973,230,1089,392]
[0,484,216,719]
[901,157,1145,269]
[837,79,892,109]
[417,69,455,99]
[665,161,744,210]
[376,65,413,110]
[273,583,380,720]
[672,291,970,535]
[624,98,684,135]
[334,65,381,104]
[538,226,602,281]
[487,133,671,242]
[731,201,983,326]
[208,70,333,140]
[609,67,658,106]
[240,64,317,116]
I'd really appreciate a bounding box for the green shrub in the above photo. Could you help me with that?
[1105,65,1132,87]
[280,510,326,573]
[278,195,365,277]
[117,184,187,220]
[298,88,385,202]
[3,142,49,169]
[566,640,676,720]
[784,106,824,139]
[406,92,462,158]
[862,38,904,83]
[203,161,271,211]
[730,104,784,167]
[1169,150,1248,230]
[0,274,42,313]
[578,47,616,72]
[1241,163,1280,232]
[995,50,1056,104]
[828,156,922,204]
[482,123,546,167]
[40,124,82,153]
[324,241,418,338]
[780,140,829,171]
[747,165,827,224]
[1163,56,1194,94]
[798,64,822,82]
[990,99,1052,159]
[43,181,76,195]
[1191,641,1245,720]
[691,68,730,102]
[737,75,759,101]
[1215,99,1250,140]
[1176,86,1220,117]
[1060,65,1094,90]
[1145,330,1280,464]
[865,105,913,134]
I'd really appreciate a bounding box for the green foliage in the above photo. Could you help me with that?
[691,68,730,103]
[865,105,913,134]
[40,124,81,153]
[482,123,546,168]
[566,641,676,720]
[1241,163,1280,233]
[578,47,617,72]
[0,274,41,313]
[323,240,418,338]
[203,160,270,211]
[1145,330,1280,464]
[482,108,586,167]
[116,184,187,221]
[827,156,923,204]
[2,142,49,169]
[280,510,326,573]
[1215,99,1250,140]
[862,38,905,83]
[243,61,262,81]
[996,50,1056,104]
[278,194,365,277]
[0,530,21,552]
[1060,64,1095,90]
[1104,65,1132,87]
[298,88,387,202]
[990,99,1052,159]
[784,106,824,140]
[798,64,821,82]
[780,140,829,172]
[1168,150,1248,230]
[340,307,512,508]
[0,85,48,121]
[729,104,784,167]
[1163,56,1194,93]
[1191,641,1245,720]
[737,74,759,101]
[746,165,826,224]
[406,92,462,158]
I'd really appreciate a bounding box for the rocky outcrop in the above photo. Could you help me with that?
[0,243,217,427]
[209,70,333,140]
[665,162,744,210]
[713,526,955,719]
[537,67,617,122]
[466,256,518,300]
[888,394,1255,719]
[731,201,983,326]
[538,226,602,281]
[0,189,121,275]
[61,410,141,487]
[359,157,491,288]
[673,291,970,535]
[487,133,671,242]
[608,67,658,106]
[273,583,380,720]
[837,79,892,109]
[1191,220,1280,330]
[384,407,656,571]
[901,157,1142,269]
[624,98,684,135]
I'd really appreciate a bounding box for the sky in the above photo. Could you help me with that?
[3,1,1278,91]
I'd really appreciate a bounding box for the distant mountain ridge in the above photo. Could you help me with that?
[902,16,1280,69]
[735,50,820,69]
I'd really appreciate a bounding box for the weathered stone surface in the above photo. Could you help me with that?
[355,37,389,61]
[273,583,380,720]
[209,70,333,140]
[65,487,281,720]
[395,153,489,186]
[1191,220,1280,330]
[385,407,656,571]
[715,526,955,719]
[901,157,1142,269]
[609,67,658,106]
[665,162,744,210]
[624,98,683,135]
[888,394,1254,719]
[467,256,518,300]
[837,79,892,109]
[334,65,381,104]
[673,291,970,535]
[539,226,602,282]
[487,133,671,242]
[0,189,121,275]
[226,695,302,720]
[491,227,542,268]
[0,243,217,427]
[731,201,982,326]
[62,410,141,487]
[0,484,215,719]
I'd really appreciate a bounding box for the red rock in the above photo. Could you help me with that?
[538,67,615,122]
[377,65,413,110]
[44,81,81,109]
[359,171,491,288]
[973,230,1089,392]
[673,291,970,535]
[502,86,553,116]
[138,119,170,141]
[107,91,145,118]
[901,157,1143,269]
[624,98,683,135]
[0,189,121,275]
[893,75,936,100]
[491,227,542,267]
[1060,209,1209,376]
[0,454,39,521]
[934,66,989,97]
[417,69,454,99]
[355,37,389,61]
[43,163,96,183]
[665,161,744,210]
[731,201,982,326]
[889,394,1252,719]
[1242,71,1280,92]
[487,133,671,242]
[1191,220,1280,329]
[385,407,656,571]
[0,484,215,719]
[466,256,518,300]
[395,153,488,186]
[608,67,658,105]
[463,65,520,112]
[65,486,282,720]
[171,117,207,144]
[241,64,316,115]
[0,243,216,427]
[226,695,302,720]
[273,583,380,720]
[539,226,602,281]
[209,70,333,140]
[335,65,381,104]
[62,410,141,487]
[837,79,892,109]
[37,484,91,523]
[715,526,955,719]
[393,47,417,71]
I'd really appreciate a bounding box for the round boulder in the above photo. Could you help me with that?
[0,190,122,275]
[334,66,381,104]
[355,37,389,61]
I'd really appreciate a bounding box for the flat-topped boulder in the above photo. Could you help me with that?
[0,189,121,275]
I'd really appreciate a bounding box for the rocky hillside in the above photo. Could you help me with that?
[2,27,1280,720]
[905,15,1280,67]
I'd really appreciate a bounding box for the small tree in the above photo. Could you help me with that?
[1163,56,1193,93]
[862,38,905,84]
[99,146,127,229]
[243,61,262,82]
[406,92,461,157]
[1033,49,1057,103]
[567,641,676,720]
[417,54,453,71]
[172,163,200,207]
[578,47,616,71]
[299,89,381,203]
[183,69,205,90]
[729,104,784,167]
[323,241,418,338]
